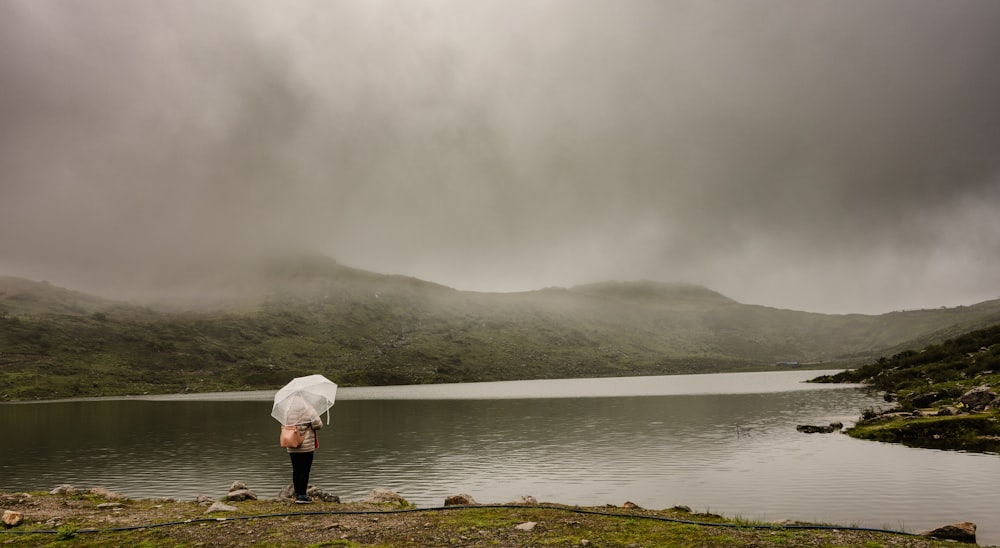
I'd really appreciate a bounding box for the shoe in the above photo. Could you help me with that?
[295,495,313,504]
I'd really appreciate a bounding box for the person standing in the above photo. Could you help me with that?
[286,409,323,504]
[273,375,338,504]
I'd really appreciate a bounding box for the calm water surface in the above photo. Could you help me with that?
[2,370,998,544]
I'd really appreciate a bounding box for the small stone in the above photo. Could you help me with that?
[2,510,24,528]
[622,501,641,509]
[306,486,340,503]
[96,502,123,509]
[515,521,537,532]
[278,484,296,500]
[444,494,477,506]
[510,495,538,505]
[204,501,238,514]
[363,488,407,506]
[670,505,692,513]
[49,484,76,495]
[226,489,258,502]
[229,481,248,492]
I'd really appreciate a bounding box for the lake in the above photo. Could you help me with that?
[2,370,998,544]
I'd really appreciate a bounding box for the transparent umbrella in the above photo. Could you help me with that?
[271,374,338,426]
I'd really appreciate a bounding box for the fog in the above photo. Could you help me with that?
[2,1,999,314]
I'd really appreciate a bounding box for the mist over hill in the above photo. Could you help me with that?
[2,255,999,400]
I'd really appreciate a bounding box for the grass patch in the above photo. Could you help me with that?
[0,494,963,547]
[848,411,1000,452]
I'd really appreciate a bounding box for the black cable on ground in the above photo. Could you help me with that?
[0,503,920,538]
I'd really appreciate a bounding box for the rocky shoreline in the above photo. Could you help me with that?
[794,384,1000,451]
[810,326,1000,453]
[847,385,999,452]
[1,483,982,546]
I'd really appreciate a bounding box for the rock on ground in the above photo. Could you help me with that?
[363,488,407,506]
[49,484,76,495]
[205,501,238,514]
[2,510,23,528]
[444,494,478,506]
[227,489,258,501]
[510,495,538,505]
[225,480,258,501]
[307,486,340,503]
[921,521,976,544]
[276,484,339,503]
[959,386,996,410]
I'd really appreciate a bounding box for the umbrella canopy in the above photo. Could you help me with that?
[271,374,338,426]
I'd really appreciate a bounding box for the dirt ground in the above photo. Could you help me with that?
[0,490,970,547]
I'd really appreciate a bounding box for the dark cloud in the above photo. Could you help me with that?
[1,0,998,313]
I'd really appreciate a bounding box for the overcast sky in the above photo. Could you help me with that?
[2,1,999,314]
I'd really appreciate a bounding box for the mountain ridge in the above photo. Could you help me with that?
[2,256,999,401]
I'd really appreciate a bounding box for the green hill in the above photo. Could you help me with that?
[2,255,999,401]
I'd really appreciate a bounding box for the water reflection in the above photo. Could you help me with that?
[2,372,999,545]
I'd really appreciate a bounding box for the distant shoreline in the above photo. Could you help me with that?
[1,368,851,405]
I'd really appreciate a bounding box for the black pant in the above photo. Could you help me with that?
[289,451,314,496]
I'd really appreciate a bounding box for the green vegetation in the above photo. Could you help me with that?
[3,256,1000,401]
[55,525,78,541]
[849,413,1000,452]
[814,324,1000,452]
